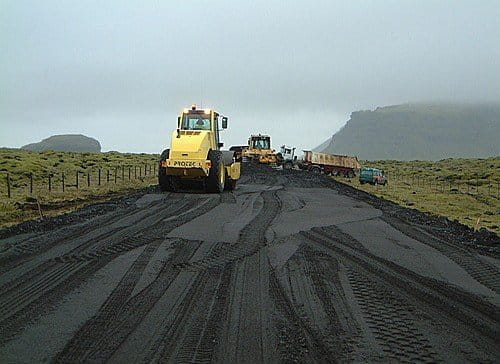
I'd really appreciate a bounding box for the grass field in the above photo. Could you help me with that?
[334,157,500,235]
[0,149,159,227]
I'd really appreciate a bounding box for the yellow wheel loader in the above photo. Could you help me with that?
[241,134,281,165]
[158,105,241,193]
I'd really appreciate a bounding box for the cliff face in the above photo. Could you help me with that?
[319,104,500,160]
[21,134,101,153]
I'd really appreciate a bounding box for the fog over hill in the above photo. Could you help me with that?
[317,104,500,160]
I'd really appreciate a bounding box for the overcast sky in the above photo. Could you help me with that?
[1,0,499,153]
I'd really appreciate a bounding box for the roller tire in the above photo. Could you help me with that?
[206,150,225,193]
[158,149,178,192]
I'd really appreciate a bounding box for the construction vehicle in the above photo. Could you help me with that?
[277,145,297,169]
[158,105,240,193]
[229,145,247,161]
[300,151,361,177]
[241,134,279,164]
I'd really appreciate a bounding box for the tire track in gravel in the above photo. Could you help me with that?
[53,197,195,261]
[53,239,162,363]
[300,227,500,348]
[63,239,201,363]
[0,195,220,346]
[156,266,233,363]
[297,246,361,360]
[0,196,186,301]
[53,196,222,363]
[269,269,335,363]
[0,258,110,346]
[0,198,155,274]
[0,194,179,281]
[0,197,191,322]
[346,268,440,363]
[382,215,500,293]
[218,188,282,363]
[269,243,364,363]
[107,188,282,363]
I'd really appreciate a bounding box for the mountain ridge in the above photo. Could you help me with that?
[317,103,500,160]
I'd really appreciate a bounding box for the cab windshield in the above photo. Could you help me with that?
[251,138,270,149]
[181,113,212,131]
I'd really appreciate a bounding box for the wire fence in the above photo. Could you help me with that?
[3,163,157,199]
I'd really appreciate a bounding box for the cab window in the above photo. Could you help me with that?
[181,114,211,130]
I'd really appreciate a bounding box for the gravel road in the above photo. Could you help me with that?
[0,164,498,363]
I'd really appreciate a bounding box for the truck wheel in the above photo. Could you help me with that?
[311,166,321,174]
[206,150,225,193]
[283,161,293,170]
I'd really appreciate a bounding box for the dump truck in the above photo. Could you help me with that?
[300,151,361,177]
[241,134,279,164]
[158,105,241,193]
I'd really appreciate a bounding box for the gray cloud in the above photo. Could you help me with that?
[1,0,499,152]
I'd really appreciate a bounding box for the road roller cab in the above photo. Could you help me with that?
[158,105,240,192]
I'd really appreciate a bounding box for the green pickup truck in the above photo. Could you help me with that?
[359,168,387,185]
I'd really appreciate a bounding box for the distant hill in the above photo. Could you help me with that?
[21,134,101,153]
[318,103,500,160]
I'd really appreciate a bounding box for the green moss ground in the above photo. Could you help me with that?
[0,149,159,227]
[334,157,500,235]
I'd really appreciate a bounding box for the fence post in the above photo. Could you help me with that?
[76,171,79,189]
[6,173,11,198]
[106,169,110,183]
[87,172,90,187]
[48,174,52,192]
[128,167,131,180]
[153,163,156,175]
[115,167,117,183]
[62,172,65,192]
[139,165,142,177]
[30,173,33,194]
[144,164,147,176]
[134,166,137,179]
[122,165,125,181]
[98,169,101,186]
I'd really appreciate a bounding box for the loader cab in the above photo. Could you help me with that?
[249,135,271,150]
